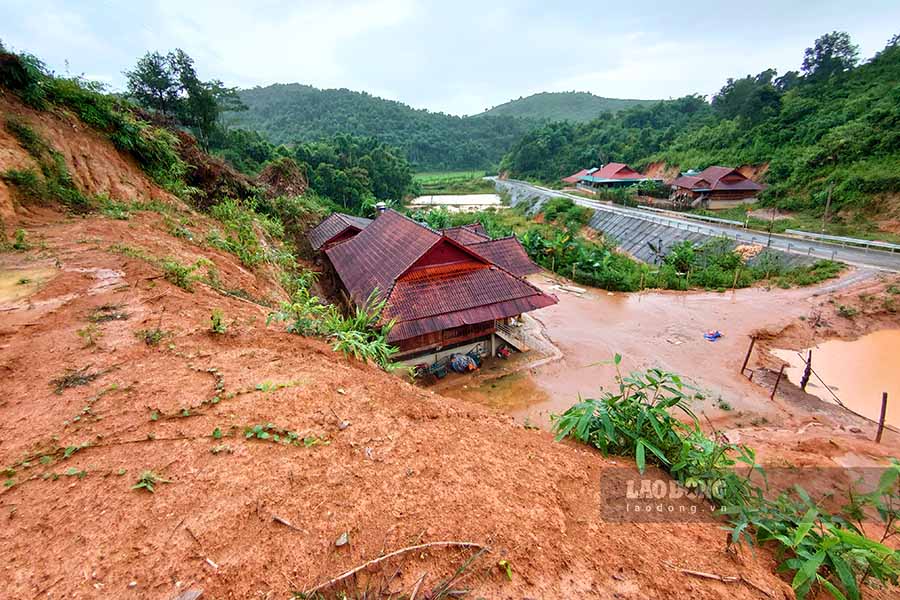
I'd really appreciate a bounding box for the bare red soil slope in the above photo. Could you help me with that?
[0,95,799,599]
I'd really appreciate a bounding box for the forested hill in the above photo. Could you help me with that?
[479,91,657,122]
[501,33,900,214]
[225,83,536,171]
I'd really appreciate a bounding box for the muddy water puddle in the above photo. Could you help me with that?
[0,267,57,304]
[772,330,900,428]
[436,277,818,428]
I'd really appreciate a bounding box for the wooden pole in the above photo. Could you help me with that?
[876,392,888,443]
[770,363,786,400]
[800,350,812,391]
[740,336,756,375]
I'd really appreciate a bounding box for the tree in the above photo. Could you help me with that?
[712,69,781,124]
[125,49,246,149]
[124,51,180,115]
[801,31,859,80]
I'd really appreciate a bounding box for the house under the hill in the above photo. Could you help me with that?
[563,163,659,191]
[670,166,764,209]
[313,210,555,361]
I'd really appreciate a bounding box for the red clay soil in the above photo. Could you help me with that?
[0,102,800,600]
[2,94,897,599]
[1,206,801,599]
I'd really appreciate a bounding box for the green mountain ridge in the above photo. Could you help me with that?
[224,85,655,171]
[479,91,657,122]
[225,83,535,171]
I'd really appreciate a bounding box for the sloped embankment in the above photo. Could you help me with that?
[0,96,793,599]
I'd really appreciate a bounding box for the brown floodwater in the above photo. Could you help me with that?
[0,267,57,304]
[772,330,900,428]
[437,274,837,428]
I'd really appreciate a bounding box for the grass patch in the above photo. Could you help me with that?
[2,116,91,212]
[88,303,129,323]
[413,171,494,195]
[135,328,167,346]
[131,470,170,493]
[50,367,103,394]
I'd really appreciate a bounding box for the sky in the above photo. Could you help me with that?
[3,0,900,116]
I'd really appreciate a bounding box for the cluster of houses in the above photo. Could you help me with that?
[562,163,765,210]
[309,208,556,363]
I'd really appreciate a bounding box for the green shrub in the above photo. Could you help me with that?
[207,199,265,267]
[210,309,227,334]
[555,359,900,600]
[553,357,758,507]
[161,258,206,291]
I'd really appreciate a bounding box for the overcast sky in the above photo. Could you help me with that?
[3,1,899,116]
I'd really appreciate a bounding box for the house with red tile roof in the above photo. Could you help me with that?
[671,166,764,209]
[563,163,659,190]
[315,210,555,359]
[308,212,373,251]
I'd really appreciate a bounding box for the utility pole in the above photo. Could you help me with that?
[821,182,834,234]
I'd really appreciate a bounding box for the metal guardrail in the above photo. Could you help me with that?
[785,229,900,253]
[637,205,746,227]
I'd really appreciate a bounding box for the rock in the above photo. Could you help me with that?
[849,426,863,433]
[128,581,137,588]
[336,388,346,395]
[171,590,203,600]
[335,532,349,547]
[339,420,350,431]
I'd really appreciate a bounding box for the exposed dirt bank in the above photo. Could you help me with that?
[0,210,800,599]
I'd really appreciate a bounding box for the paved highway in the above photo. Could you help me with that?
[492,178,900,272]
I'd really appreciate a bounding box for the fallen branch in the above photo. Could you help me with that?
[662,561,738,583]
[304,541,487,596]
[273,515,307,533]
[409,572,427,600]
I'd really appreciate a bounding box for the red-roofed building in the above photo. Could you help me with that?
[316,210,555,359]
[671,166,764,209]
[561,168,591,184]
[565,163,659,191]
[308,212,373,251]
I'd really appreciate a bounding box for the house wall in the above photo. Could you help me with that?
[394,320,497,357]
[409,240,479,270]
[321,227,360,250]
[398,336,495,367]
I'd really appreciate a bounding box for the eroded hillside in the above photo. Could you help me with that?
[0,78,808,600]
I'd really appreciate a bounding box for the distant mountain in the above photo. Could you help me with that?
[479,92,658,122]
[225,84,537,171]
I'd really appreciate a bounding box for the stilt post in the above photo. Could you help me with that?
[740,336,756,375]
[770,363,786,400]
[876,392,888,443]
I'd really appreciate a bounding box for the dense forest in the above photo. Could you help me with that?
[224,84,536,171]
[502,32,900,213]
[479,91,656,122]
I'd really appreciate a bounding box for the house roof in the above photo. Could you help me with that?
[384,263,556,342]
[562,168,591,184]
[308,213,373,250]
[465,237,541,277]
[322,209,556,342]
[578,162,647,184]
[672,166,764,192]
[325,209,440,303]
[441,224,491,245]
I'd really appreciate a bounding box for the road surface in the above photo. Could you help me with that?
[492,178,900,272]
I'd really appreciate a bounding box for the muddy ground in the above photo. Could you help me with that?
[1,94,898,599]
